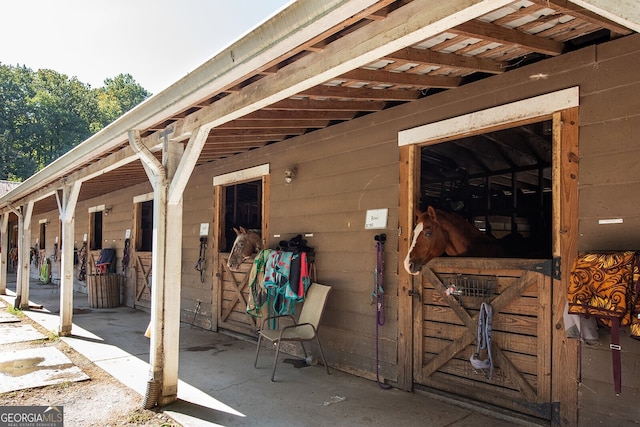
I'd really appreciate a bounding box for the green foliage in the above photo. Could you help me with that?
[6,306,23,317]
[0,64,151,181]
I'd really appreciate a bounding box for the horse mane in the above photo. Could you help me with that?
[436,209,486,239]
[431,208,502,257]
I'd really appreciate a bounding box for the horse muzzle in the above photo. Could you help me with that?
[403,258,422,275]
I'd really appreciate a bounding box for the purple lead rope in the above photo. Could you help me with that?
[375,235,391,389]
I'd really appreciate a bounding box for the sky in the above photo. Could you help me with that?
[0,0,292,94]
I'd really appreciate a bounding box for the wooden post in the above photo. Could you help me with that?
[58,182,81,336]
[11,202,33,309]
[551,107,579,426]
[0,213,8,295]
[130,125,207,407]
[397,144,417,390]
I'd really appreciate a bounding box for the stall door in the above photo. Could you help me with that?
[133,252,152,310]
[414,257,552,420]
[217,254,258,336]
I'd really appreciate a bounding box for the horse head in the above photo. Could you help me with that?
[403,206,450,275]
[227,227,262,271]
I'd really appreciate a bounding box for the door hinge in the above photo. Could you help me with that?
[552,257,561,280]
[533,257,561,280]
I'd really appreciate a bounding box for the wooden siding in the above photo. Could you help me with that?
[181,170,215,329]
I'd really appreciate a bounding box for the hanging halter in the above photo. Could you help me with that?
[470,302,494,379]
[372,233,391,389]
[194,237,208,283]
[122,238,131,275]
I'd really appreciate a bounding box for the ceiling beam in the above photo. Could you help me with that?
[206,135,281,143]
[453,20,565,56]
[384,47,507,74]
[299,85,421,100]
[264,99,386,111]
[337,68,463,88]
[217,119,331,129]
[209,128,307,137]
[240,110,357,120]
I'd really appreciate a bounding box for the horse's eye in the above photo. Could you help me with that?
[424,229,432,237]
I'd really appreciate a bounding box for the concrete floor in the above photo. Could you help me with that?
[0,276,543,427]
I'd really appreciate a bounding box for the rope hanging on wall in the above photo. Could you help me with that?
[372,233,392,390]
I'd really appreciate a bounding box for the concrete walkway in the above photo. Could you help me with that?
[0,276,542,427]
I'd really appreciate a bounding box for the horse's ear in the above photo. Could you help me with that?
[414,206,424,218]
[427,206,438,221]
[239,226,247,234]
[233,227,240,235]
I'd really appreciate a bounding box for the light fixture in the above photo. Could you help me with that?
[104,207,112,216]
[284,167,296,185]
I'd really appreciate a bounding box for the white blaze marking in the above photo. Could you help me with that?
[403,222,423,275]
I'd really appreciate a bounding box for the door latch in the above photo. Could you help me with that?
[408,289,421,301]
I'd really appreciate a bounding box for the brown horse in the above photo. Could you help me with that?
[227,227,262,271]
[403,206,503,275]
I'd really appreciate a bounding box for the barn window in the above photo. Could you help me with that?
[223,180,262,251]
[133,198,154,252]
[419,120,552,258]
[213,164,269,253]
[131,193,153,252]
[89,211,103,250]
[39,221,46,250]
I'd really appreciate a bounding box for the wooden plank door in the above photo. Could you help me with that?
[217,253,258,336]
[413,257,552,420]
[133,252,152,310]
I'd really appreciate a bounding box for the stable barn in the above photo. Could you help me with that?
[1,1,640,425]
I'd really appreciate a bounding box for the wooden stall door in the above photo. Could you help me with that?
[414,258,552,420]
[133,252,152,310]
[216,253,259,336]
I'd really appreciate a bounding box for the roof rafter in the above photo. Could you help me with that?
[338,68,462,88]
[264,99,386,111]
[383,47,507,74]
[453,20,565,56]
[240,110,357,120]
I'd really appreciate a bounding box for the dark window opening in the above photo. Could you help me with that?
[90,211,103,250]
[39,223,46,249]
[419,121,553,259]
[224,180,262,251]
[138,200,154,252]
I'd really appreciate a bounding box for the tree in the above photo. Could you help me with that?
[0,64,151,181]
[29,69,96,168]
[95,73,151,130]
[0,64,36,180]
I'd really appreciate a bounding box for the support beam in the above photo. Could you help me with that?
[57,182,81,336]
[168,126,209,205]
[0,213,8,295]
[9,202,32,309]
[20,201,34,309]
[129,129,185,408]
[383,47,506,74]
